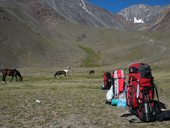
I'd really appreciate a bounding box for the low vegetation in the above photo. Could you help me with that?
[0,68,170,128]
[78,45,100,67]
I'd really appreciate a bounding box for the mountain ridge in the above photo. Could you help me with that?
[118,4,165,24]
[0,0,169,68]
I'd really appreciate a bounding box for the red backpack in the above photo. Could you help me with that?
[126,63,160,122]
[113,69,126,97]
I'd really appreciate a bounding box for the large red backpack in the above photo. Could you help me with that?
[126,63,160,122]
[113,69,126,97]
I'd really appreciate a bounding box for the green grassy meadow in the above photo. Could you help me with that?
[0,68,170,128]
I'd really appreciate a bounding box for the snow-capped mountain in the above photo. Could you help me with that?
[119,4,165,24]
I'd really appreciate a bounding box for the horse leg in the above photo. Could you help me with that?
[2,75,6,82]
[15,75,18,82]
[11,76,14,82]
[54,74,56,78]
[57,74,60,78]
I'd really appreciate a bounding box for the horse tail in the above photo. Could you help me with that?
[16,70,23,81]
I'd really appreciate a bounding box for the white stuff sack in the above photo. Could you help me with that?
[106,85,114,102]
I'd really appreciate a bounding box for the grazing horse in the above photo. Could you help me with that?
[54,67,70,78]
[54,71,66,78]
[0,68,23,82]
[89,70,95,75]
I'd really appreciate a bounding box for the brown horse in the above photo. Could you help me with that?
[89,70,95,75]
[0,68,23,82]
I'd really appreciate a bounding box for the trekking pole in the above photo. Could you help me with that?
[153,83,161,112]
[136,79,140,99]
[154,83,160,102]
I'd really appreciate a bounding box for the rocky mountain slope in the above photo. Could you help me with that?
[0,4,84,68]
[118,4,165,24]
[1,0,124,29]
[0,0,169,68]
[45,0,125,29]
[149,8,170,31]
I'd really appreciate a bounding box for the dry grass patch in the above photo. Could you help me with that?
[0,71,170,128]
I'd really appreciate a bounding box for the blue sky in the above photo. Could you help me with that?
[88,0,170,13]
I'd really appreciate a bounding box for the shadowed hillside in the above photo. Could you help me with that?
[0,0,170,69]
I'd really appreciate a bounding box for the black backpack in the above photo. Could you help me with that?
[101,72,112,90]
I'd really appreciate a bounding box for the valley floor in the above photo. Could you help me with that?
[0,68,170,128]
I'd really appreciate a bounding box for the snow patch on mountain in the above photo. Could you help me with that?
[134,17,144,23]
[79,0,110,27]
[80,0,93,15]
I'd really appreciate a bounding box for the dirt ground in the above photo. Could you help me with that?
[0,70,170,128]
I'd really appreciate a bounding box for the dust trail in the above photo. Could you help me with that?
[142,36,167,53]
[127,35,167,66]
